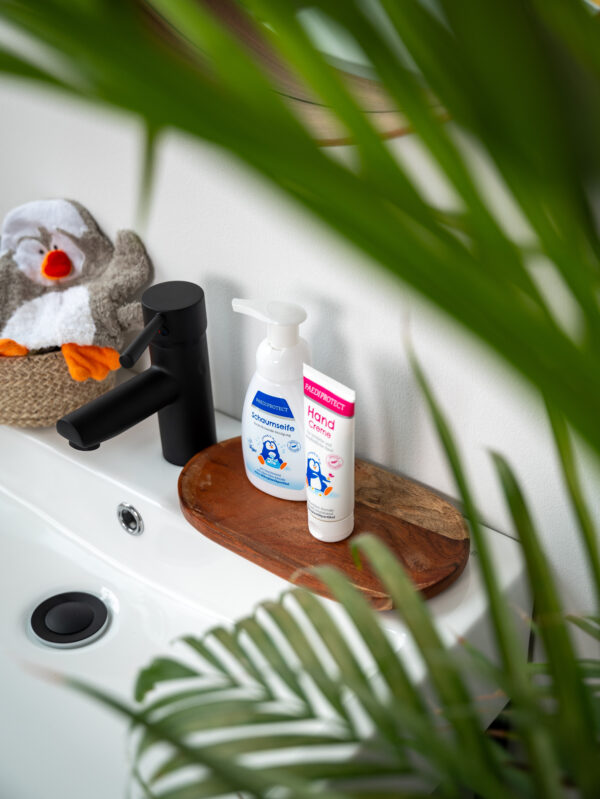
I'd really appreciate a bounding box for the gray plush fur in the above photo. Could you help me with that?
[88,229,152,349]
[0,199,153,351]
[0,199,114,329]
[0,252,40,332]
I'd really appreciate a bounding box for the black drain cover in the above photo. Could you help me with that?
[31,592,108,647]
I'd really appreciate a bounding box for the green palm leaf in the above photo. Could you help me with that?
[62,351,597,798]
[5,1,599,795]
[64,520,597,797]
[2,0,600,461]
[125,601,444,797]
[410,353,564,798]
[546,401,600,612]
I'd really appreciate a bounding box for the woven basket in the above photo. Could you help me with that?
[0,350,116,428]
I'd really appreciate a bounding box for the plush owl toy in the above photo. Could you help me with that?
[0,199,153,381]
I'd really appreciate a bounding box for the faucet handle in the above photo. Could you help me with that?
[119,312,164,369]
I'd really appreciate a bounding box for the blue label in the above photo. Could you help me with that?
[251,391,294,418]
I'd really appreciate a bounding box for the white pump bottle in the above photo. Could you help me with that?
[232,299,309,501]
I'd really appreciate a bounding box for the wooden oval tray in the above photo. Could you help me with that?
[179,437,469,610]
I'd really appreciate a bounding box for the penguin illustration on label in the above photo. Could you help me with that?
[258,435,287,470]
[306,452,333,495]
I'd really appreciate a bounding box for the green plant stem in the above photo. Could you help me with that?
[1,1,600,462]
[492,453,600,797]
[545,400,600,613]
[410,353,564,799]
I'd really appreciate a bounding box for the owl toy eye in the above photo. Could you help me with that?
[14,239,50,283]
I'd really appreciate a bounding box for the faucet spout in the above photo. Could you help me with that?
[57,366,178,451]
[56,281,217,466]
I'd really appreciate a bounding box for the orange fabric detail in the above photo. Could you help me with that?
[61,343,120,382]
[41,249,72,280]
[0,338,29,357]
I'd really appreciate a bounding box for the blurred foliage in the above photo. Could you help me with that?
[2,1,599,795]
[0,0,600,457]
[70,359,600,797]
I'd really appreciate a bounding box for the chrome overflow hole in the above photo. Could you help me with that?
[117,503,144,536]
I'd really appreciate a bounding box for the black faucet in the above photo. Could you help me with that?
[56,281,217,466]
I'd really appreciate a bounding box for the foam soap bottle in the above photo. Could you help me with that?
[233,299,309,501]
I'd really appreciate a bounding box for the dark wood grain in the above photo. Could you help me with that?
[179,437,469,610]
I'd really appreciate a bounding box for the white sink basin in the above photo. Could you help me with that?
[0,413,531,798]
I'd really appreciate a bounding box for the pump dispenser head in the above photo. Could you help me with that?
[232,299,306,349]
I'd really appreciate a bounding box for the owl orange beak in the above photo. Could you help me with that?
[41,249,72,280]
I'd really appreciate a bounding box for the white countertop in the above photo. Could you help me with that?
[0,411,531,799]
[0,411,531,667]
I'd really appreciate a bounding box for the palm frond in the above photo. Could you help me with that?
[1,0,600,459]
[124,596,447,797]
[5,2,599,795]
[546,401,600,612]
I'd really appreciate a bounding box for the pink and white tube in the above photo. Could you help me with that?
[303,364,356,543]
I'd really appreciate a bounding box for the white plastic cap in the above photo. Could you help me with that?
[308,513,354,543]
[232,298,307,349]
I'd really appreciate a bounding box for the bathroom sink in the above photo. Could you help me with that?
[0,413,531,798]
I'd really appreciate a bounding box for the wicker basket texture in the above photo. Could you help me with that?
[0,350,116,428]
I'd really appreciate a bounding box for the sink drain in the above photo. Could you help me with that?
[117,502,144,536]
[30,592,109,648]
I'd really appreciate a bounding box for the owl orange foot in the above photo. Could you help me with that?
[0,339,29,357]
[61,343,121,382]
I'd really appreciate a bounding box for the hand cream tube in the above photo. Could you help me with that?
[303,364,355,543]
